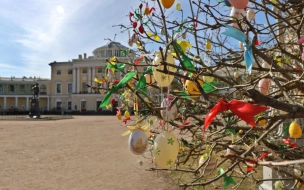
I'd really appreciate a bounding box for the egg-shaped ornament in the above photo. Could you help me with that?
[198,147,217,176]
[224,145,239,157]
[152,51,177,87]
[129,130,148,155]
[203,75,214,83]
[227,0,249,9]
[289,121,302,138]
[258,78,271,95]
[153,131,179,169]
[175,3,181,11]
[234,71,240,78]
[160,95,177,122]
[230,7,246,20]
[262,62,271,69]
[128,100,134,107]
[246,8,255,20]
[185,79,203,98]
[160,0,175,9]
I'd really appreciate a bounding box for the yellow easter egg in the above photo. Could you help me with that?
[153,131,179,169]
[206,40,212,51]
[185,79,203,97]
[160,0,175,9]
[124,110,130,118]
[289,122,302,138]
[203,76,214,83]
[175,3,181,11]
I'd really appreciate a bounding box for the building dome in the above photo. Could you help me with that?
[92,42,129,58]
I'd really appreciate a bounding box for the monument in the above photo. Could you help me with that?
[29,83,40,118]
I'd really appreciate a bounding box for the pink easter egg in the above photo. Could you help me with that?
[228,0,249,9]
[258,78,271,95]
[302,50,304,61]
[298,36,304,44]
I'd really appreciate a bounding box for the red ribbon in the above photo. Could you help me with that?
[123,117,131,124]
[283,138,297,148]
[203,99,268,131]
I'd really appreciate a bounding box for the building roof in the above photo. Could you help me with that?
[93,41,128,52]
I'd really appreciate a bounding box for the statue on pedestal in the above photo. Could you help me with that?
[29,83,40,118]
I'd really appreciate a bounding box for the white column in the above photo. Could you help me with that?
[15,97,18,109]
[88,67,91,93]
[77,67,80,93]
[72,67,76,93]
[26,97,29,111]
[47,97,50,111]
[4,97,6,111]
[92,67,96,89]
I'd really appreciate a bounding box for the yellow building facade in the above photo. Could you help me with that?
[0,42,136,114]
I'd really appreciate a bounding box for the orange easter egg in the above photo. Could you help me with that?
[160,0,175,9]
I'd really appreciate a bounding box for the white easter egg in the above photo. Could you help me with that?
[230,7,246,20]
[258,78,271,95]
[234,71,240,78]
[153,131,179,169]
[160,96,177,122]
[129,130,148,155]
[128,100,134,107]
[247,8,255,20]
[152,51,176,87]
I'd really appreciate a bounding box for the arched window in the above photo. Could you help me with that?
[9,84,14,93]
[19,85,25,93]
[40,85,46,95]
[0,85,3,93]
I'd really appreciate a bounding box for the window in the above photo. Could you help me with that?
[67,83,72,94]
[82,83,88,93]
[97,68,103,73]
[57,70,61,75]
[9,85,14,93]
[0,85,2,93]
[106,50,112,57]
[68,102,72,111]
[68,69,72,74]
[114,50,121,57]
[40,85,46,95]
[100,51,105,57]
[56,83,61,93]
[19,85,25,93]
[82,68,87,74]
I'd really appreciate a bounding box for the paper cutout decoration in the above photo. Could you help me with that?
[99,72,136,108]
[116,107,122,120]
[203,99,268,130]
[160,95,177,122]
[174,41,196,71]
[160,0,175,9]
[152,51,177,87]
[219,168,236,189]
[222,24,254,73]
[185,79,204,98]
[289,122,303,138]
[283,138,297,148]
[153,131,179,169]
[258,78,271,95]
[227,0,249,9]
[147,32,160,41]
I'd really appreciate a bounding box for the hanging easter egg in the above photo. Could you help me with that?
[129,130,148,155]
[153,131,179,169]
[258,78,271,95]
[160,95,177,122]
[124,110,130,118]
[152,51,177,87]
[289,121,302,138]
[198,154,217,175]
[175,3,181,11]
[230,7,246,20]
[258,116,267,128]
[182,32,186,39]
[234,71,240,78]
[246,8,255,20]
[185,79,204,98]
[224,0,232,7]
[203,75,214,83]
[227,0,249,9]
[125,92,132,99]
[262,62,271,69]
[160,0,175,9]
[128,100,134,107]
[206,40,212,51]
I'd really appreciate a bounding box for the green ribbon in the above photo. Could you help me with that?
[204,81,219,93]
[106,63,125,72]
[220,168,236,189]
[136,66,153,94]
[174,41,195,71]
[121,49,130,57]
[99,72,136,108]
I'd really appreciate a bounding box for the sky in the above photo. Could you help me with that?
[0,0,144,78]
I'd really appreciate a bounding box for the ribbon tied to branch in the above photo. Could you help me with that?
[221,24,254,74]
[204,99,268,131]
[99,72,136,108]
[121,123,151,136]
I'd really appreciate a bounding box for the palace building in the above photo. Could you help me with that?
[0,41,136,114]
